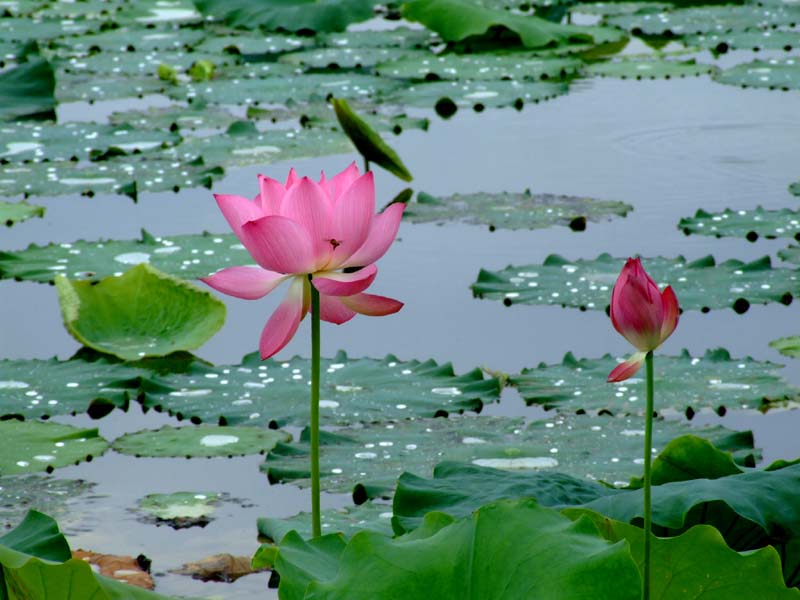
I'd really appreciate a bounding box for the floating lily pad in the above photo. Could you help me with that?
[790,180,800,196]
[112,425,289,458]
[29,0,126,20]
[0,200,43,226]
[770,336,800,358]
[472,253,800,313]
[258,502,394,542]
[0,158,223,200]
[0,476,97,530]
[108,104,240,132]
[510,348,795,416]
[0,122,179,163]
[193,33,312,56]
[56,49,237,78]
[137,491,225,528]
[140,351,500,427]
[0,354,143,420]
[607,5,800,36]
[56,264,226,361]
[714,57,800,91]
[377,52,582,82]
[0,58,55,121]
[780,245,800,266]
[586,58,716,79]
[685,29,799,53]
[263,414,751,499]
[0,18,95,43]
[387,79,569,112]
[193,0,376,32]
[115,0,202,25]
[574,2,669,17]
[0,420,108,475]
[404,190,630,230]
[318,28,435,50]
[679,207,800,242]
[402,0,597,48]
[280,47,414,70]
[173,73,399,106]
[56,71,169,103]
[51,26,206,55]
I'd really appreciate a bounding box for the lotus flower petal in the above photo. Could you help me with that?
[259,277,308,359]
[201,266,287,300]
[256,174,286,215]
[611,258,665,352]
[240,215,316,274]
[279,177,333,266]
[341,292,403,316]
[327,171,375,268]
[327,162,361,201]
[343,202,405,268]
[659,285,680,345]
[214,194,264,240]
[312,264,377,297]
[607,352,647,383]
[319,294,357,324]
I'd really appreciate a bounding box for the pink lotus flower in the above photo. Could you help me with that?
[201,163,404,358]
[607,258,679,382]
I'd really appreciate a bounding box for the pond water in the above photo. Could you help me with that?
[2,47,800,599]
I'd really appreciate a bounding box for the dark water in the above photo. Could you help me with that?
[2,71,800,598]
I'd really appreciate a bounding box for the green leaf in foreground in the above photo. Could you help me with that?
[510,348,795,416]
[0,420,108,475]
[405,190,631,231]
[257,502,394,542]
[0,58,55,121]
[586,58,716,79]
[55,264,226,361]
[714,57,800,91]
[0,509,174,599]
[263,414,752,499]
[271,499,641,600]
[401,0,597,49]
[332,97,412,181]
[770,336,800,358]
[137,351,500,427]
[679,207,800,242]
[0,201,44,226]
[472,253,800,313]
[193,0,375,32]
[112,425,289,458]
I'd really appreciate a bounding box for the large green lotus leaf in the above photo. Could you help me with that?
[685,29,800,53]
[510,348,795,416]
[770,336,800,358]
[0,476,96,530]
[51,26,206,55]
[0,59,55,121]
[0,230,245,283]
[192,0,375,32]
[472,253,800,313]
[257,502,394,542]
[263,414,751,498]
[317,28,435,50]
[56,71,169,103]
[570,517,800,600]
[138,351,500,427]
[586,58,716,79]
[715,57,800,91]
[401,0,599,48]
[392,461,618,534]
[607,5,800,36]
[0,420,108,475]
[0,122,180,163]
[280,47,415,69]
[376,52,582,81]
[0,18,95,43]
[193,32,313,55]
[780,245,800,266]
[161,124,351,167]
[0,158,223,200]
[0,354,144,420]
[108,104,240,132]
[0,201,43,226]
[55,264,226,361]
[0,510,175,599]
[56,49,238,77]
[169,73,399,106]
[404,190,630,230]
[679,207,800,242]
[272,499,641,600]
[573,2,669,17]
[387,79,569,112]
[112,425,289,458]
[29,0,126,20]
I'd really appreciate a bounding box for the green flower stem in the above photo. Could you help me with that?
[363,157,370,173]
[310,281,322,538]
[643,350,654,600]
